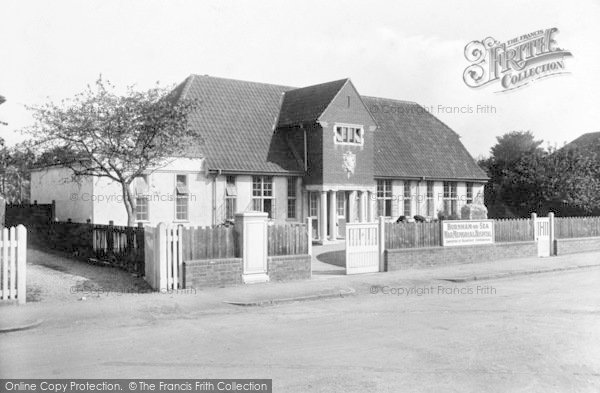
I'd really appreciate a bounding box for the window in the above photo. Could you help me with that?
[133,175,150,221]
[176,174,189,221]
[377,180,392,217]
[426,181,434,217]
[337,193,345,216]
[135,196,149,221]
[403,181,412,217]
[252,176,274,218]
[287,177,297,219]
[466,182,473,204]
[443,181,458,215]
[309,192,318,217]
[335,125,363,145]
[225,175,237,220]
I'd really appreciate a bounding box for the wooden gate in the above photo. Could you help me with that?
[345,222,380,274]
[535,217,551,257]
[1,225,27,304]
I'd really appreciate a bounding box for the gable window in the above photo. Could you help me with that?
[443,181,458,215]
[225,175,237,220]
[466,182,474,204]
[426,181,434,217]
[252,176,274,218]
[176,174,189,221]
[376,180,392,217]
[287,177,297,219]
[335,125,364,145]
[403,181,412,217]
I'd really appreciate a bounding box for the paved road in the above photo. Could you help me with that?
[1,266,599,392]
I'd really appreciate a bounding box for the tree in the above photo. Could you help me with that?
[26,77,200,225]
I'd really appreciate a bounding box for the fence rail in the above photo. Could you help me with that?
[0,225,27,304]
[555,216,600,239]
[268,223,309,256]
[494,218,533,242]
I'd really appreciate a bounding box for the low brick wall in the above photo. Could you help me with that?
[268,254,311,282]
[385,241,537,271]
[555,237,600,256]
[183,258,243,288]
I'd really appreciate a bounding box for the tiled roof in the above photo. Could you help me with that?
[363,96,488,180]
[178,75,488,180]
[563,132,600,152]
[277,79,348,127]
[180,75,303,173]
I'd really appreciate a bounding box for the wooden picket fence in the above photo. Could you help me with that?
[268,223,309,256]
[555,216,600,239]
[0,225,27,304]
[494,218,533,242]
[180,225,238,260]
[384,221,441,249]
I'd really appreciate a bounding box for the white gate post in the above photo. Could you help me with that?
[531,212,537,240]
[378,216,385,272]
[16,225,27,304]
[235,212,269,284]
[306,217,312,257]
[548,212,555,256]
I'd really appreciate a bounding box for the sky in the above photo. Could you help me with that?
[1,0,599,158]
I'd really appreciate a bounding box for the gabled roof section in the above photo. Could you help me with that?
[563,132,600,152]
[363,96,488,181]
[177,74,303,173]
[277,79,348,127]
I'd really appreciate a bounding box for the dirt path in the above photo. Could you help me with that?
[26,248,150,303]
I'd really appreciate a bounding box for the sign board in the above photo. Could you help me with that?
[442,220,494,247]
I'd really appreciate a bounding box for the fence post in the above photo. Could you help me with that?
[0,196,5,227]
[548,212,555,256]
[16,225,27,304]
[531,212,537,240]
[378,216,385,272]
[306,217,312,257]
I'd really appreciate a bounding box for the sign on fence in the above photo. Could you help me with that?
[441,220,494,247]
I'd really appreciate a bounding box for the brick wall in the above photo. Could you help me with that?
[268,254,311,281]
[183,258,243,288]
[555,237,600,256]
[385,241,537,271]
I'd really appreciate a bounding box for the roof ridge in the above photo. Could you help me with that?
[190,74,295,90]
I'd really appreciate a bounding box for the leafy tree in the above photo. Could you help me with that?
[26,77,200,225]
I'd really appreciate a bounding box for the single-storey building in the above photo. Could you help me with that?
[30,75,488,243]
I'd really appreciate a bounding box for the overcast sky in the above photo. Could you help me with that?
[1,0,599,158]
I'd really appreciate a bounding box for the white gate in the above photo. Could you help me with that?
[345,222,380,274]
[1,225,27,304]
[534,213,555,257]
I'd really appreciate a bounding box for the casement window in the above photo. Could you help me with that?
[335,125,364,145]
[175,174,189,221]
[403,181,412,217]
[287,177,297,219]
[133,175,150,221]
[225,175,237,220]
[337,194,345,216]
[309,192,318,217]
[135,195,149,222]
[466,182,474,204]
[443,181,458,215]
[426,181,434,217]
[376,180,392,217]
[252,176,274,218]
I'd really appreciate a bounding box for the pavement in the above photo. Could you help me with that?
[2,247,600,332]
